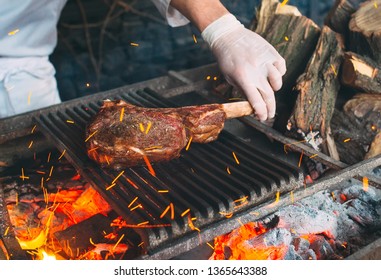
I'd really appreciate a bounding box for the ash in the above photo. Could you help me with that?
[212,178,381,260]
[264,182,381,259]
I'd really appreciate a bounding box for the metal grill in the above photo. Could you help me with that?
[35,87,304,256]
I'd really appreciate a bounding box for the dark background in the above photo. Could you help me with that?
[50,0,334,101]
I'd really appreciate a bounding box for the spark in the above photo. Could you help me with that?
[130,204,142,211]
[363,177,369,192]
[185,136,193,151]
[111,170,125,184]
[139,123,145,132]
[143,155,156,176]
[137,221,149,226]
[85,130,97,142]
[206,75,211,80]
[86,83,90,87]
[158,189,169,193]
[106,183,116,190]
[275,191,280,203]
[20,168,29,180]
[331,64,338,77]
[219,211,233,218]
[309,153,318,159]
[31,125,37,134]
[280,0,289,7]
[226,167,231,174]
[284,36,289,41]
[49,166,54,177]
[47,152,51,163]
[40,177,44,189]
[27,92,32,105]
[8,29,19,36]
[298,150,304,167]
[170,203,175,220]
[181,209,190,217]
[130,42,139,47]
[128,197,138,208]
[66,120,74,124]
[138,242,144,247]
[284,139,307,153]
[89,237,96,246]
[112,234,125,252]
[331,192,336,201]
[15,192,18,205]
[206,242,214,250]
[290,191,294,203]
[87,147,99,153]
[145,121,152,134]
[375,1,378,8]
[126,178,139,189]
[232,151,240,164]
[160,205,170,219]
[58,149,66,160]
[28,140,33,149]
[187,215,200,232]
[213,76,218,81]
[192,34,198,43]
[4,227,9,236]
[119,107,125,122]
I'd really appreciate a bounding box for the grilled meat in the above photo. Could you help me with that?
[86,100,227,170]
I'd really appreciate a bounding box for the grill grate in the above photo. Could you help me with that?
[36,88,304,254]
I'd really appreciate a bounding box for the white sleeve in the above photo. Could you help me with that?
[150,0,190,27]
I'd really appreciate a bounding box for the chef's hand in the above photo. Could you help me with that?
[202,14,286,121]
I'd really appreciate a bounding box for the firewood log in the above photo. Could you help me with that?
[332,94,381,163]
[348,0,381,65]
[324,0,366,34]
[365,132,381,159]
[341,52,381,94]
[214,0,321,110]
[287,26,345,158]
[253,0,321,92]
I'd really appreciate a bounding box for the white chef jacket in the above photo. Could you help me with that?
[0,0,189,118]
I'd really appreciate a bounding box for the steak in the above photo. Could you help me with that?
[86,100,231,170]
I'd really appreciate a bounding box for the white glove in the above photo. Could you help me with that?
[202,14,286,121]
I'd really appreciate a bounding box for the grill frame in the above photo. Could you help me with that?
[35,86,305,256]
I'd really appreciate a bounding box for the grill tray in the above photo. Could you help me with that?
[35,87,303,255]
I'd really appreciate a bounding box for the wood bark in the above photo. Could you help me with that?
[348,0,381,65]
[252,0,321,92]
[287,26,345,158]
[324,0,366,34]
[332,94,381,164]
[214,0,321,107]
[341,52,381,94]
[365,132,381,159]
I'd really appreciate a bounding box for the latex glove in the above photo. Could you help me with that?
[202,14,286,121]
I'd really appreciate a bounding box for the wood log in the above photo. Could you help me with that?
[348,0,381,65]
[214,0,321,109]
[253,0,321,92]
[332,93,381,164]
[341,52,381,94]
[324,0,366,34]
[365,132,381,159]
[287,26,345,158]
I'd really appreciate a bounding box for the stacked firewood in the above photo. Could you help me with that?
[215,0,381,165]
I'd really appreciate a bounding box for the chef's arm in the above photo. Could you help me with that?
[169,0,228,32]
[169,0,287,122]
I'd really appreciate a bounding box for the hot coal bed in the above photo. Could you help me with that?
[1,64,381,260]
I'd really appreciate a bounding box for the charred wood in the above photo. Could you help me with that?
[287,26,345,158]
[341,52,381,94]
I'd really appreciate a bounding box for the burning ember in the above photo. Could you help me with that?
[1,151,141,260]
[210,179,381,260]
